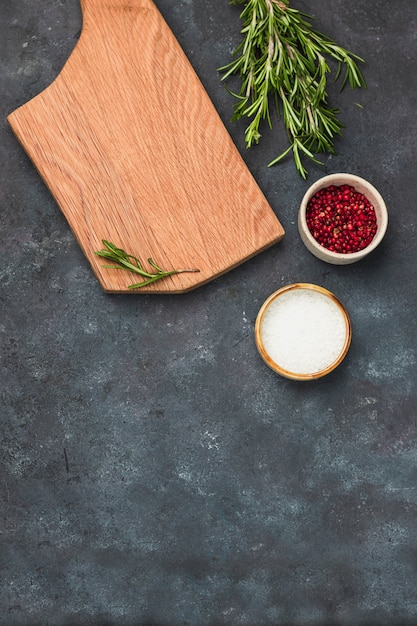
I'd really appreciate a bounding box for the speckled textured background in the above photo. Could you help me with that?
[1,1,417,625]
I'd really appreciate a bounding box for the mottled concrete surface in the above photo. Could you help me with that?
[1,1,417,625]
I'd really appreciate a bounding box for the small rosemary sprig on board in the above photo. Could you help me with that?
[220,0,366,178]
[94,240,200,289]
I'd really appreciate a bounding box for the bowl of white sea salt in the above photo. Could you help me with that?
[255,283,352,380]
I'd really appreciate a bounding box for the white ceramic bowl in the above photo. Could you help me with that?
[298,173,388,264]
[255,283,352,381]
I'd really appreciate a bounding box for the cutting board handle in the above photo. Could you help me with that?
[80,0,151,9]
[79,0,154,21]
[80,0,150,6]
[76,0,162,50]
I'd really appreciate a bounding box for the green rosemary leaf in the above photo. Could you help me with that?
[147,258,164,273]
[267,144,293,167]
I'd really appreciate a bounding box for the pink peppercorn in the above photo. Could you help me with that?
[306,184,378,253]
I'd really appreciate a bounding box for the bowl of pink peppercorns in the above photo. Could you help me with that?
[298,173,388,265]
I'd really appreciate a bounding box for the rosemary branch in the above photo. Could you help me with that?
[220,0,366,177]
[94,240,200,289]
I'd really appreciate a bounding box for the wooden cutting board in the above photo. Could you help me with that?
[7,0,284,293]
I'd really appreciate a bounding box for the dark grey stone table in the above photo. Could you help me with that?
[1,1,416,625]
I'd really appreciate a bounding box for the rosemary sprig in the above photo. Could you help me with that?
[220,0,366,178]
[94,240,200,289]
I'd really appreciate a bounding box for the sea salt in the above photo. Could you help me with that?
[260,288,348,375]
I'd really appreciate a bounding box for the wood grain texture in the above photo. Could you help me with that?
[7,0,284,293]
